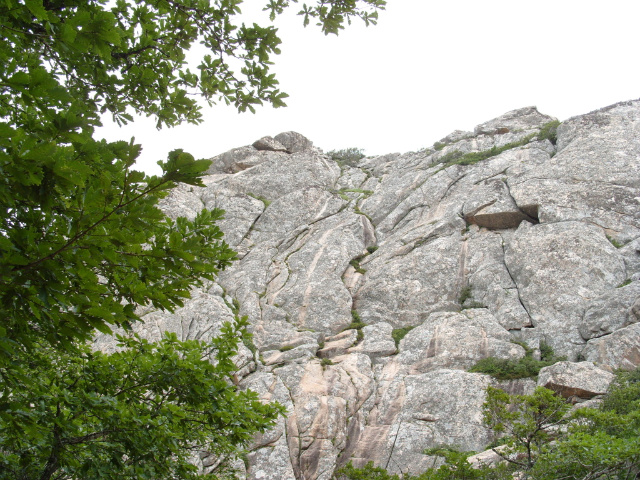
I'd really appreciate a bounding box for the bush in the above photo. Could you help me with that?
[601,366,640,414]
[327,147,366,167]
[468,341,564,380]
[320,358,334,367]
[536,120,561,145]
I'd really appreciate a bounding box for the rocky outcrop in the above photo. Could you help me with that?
[104,99,640,479]
[537,361,615,400]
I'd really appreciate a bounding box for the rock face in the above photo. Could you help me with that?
[106,100,640,478]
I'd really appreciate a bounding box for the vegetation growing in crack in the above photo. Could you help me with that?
[458,284,486,310]
[333,187,374,202]
[350,258,367,274]
[458,285,473,305]
[247,192,272,208]
[344,310,366,341]
[348,246,378,276]
[321,358,334,368]
[536,120,561,145]
[468,341,565,380]
[352,202,375,224]
[607,234,625,248]
[617,278,632,288]
[392,326,415,348]
[436,133,536,170]
[279,345,294,352]
[341,188,374,196]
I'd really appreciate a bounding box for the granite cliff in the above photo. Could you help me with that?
[97,99,640,479]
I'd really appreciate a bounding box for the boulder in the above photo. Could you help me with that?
[579,282,640,340]
[253,136,288,152]
[537,361,615,400]
[274,131,313,153]
[582,322,640,370]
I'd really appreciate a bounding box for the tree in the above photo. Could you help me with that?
[0,0,386,358]
[481,377,640,480]
[0,0,386,477]
[0,321,285,480]
[481,385,571,473]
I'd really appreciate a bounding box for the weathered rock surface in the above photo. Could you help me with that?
[537,361,615,400]
[105,100,640,478]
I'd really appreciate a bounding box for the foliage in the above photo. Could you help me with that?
[327,147,366,167]
[601,366,640,415]
[0,320,285,480]
[1,0,386,478]
[0,0,386,357]
[335,450,505,479]
[458,285,473,305]
[335,461,402,480]
[536,120,561,145]
[468,342,564,380]
[350,258,367,274]
[321,358,334,367]
[392,326,415,348]
[482,386,571,471]
[485,369,640,480]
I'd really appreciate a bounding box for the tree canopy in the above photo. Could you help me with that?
[0,0,386,358]
[0,0,386,478]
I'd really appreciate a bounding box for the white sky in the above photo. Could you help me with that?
[97,0,640,175]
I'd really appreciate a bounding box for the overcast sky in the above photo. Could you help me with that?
[97,0,640,175]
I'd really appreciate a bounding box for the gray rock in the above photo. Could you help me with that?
[437,129,474,145]
[504,220,626,355]
[397,310,524,372]
[96,99,640,479]
[537,361,615,399]
[274,131,313,153]
[463,178,534,230]
[579,282,640,340]
[318,329,358,358]
[348,322,397,358]
[220,150,340,203]
[252,136,288,152]
[582,322,640,370]
[474,106,556,135]
[207,146,283,174]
